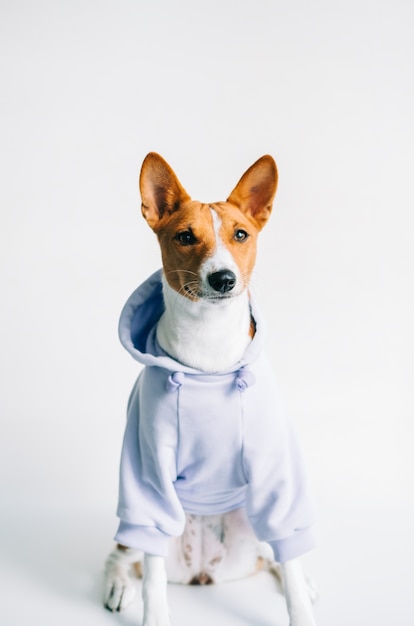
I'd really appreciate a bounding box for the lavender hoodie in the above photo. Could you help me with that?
[115,270,315,563]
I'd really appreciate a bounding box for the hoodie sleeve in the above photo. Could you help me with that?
[115,367,186,556]
[241,358,316,563]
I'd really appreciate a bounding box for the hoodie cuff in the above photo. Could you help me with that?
[114,520,171,557]
[268,527,316,563]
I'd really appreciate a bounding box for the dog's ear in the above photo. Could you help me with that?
[139,153,191,230]
[227,155,278,230]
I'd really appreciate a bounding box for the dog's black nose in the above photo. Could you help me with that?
[208,270,237,293]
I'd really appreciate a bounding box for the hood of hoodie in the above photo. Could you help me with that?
[118,269,266,375]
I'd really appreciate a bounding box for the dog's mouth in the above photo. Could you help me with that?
[183,283,236,303]
[180,269,243,303]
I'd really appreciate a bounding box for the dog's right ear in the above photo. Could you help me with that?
[139,153,191,230]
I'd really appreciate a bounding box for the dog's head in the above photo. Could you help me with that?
[139,152,278,302]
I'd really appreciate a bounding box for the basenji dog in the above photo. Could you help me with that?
[104,153,317,626]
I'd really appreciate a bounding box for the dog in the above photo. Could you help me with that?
[104,153,317,626]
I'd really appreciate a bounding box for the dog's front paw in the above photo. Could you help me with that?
[103,549,137,612]
[142,584,171,626]
[142,603,171,626]
[289,616,317,626]
[288,605,317,626]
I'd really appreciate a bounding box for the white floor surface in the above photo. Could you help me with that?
[2,493,414,626]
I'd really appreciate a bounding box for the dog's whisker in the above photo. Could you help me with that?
[171,281,201,311]
[165,269,199,278]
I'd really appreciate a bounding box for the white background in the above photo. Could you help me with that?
[1,1,413,625]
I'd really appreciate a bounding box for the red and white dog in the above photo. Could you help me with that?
[104,153,317,626]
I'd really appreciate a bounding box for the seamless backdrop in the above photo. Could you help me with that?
[1,1,413,625]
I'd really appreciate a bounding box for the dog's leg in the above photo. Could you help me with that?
[142,554,170,626]
[266,558,318,605]
[104,544,142,612]
[281,559,317,626]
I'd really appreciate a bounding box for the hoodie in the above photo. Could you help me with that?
[115,269,315,563]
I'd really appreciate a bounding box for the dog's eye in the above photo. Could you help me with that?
[175,230,197,246]
[234,229,249,242]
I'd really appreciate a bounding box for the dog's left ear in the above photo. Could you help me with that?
[227,155,278,230]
